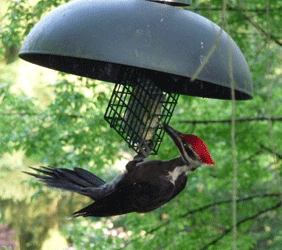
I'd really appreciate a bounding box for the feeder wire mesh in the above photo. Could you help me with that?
[104,68,179,155]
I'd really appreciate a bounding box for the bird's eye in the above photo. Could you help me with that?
[181,139,189,147]
[182,139,201,161]
[182,140,190,151]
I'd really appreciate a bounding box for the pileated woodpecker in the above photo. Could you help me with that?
[24,123,215,217]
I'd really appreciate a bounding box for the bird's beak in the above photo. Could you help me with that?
[162,123,182,146]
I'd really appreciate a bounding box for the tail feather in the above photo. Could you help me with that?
[74,167,105,187]
[24,166,106,196]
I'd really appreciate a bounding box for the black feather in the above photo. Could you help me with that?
[24,166,106,197]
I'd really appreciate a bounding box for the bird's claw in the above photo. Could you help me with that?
[135,140,151,161]
[158,120,164,127]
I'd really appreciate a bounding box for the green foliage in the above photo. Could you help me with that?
[0,0,71,63]
[62,218,126,249]
[1,0,282,249]
[0,78,120,170]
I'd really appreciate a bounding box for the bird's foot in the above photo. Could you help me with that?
[158,120,164,127]
[135,141,151,161]
[133,152,146,162]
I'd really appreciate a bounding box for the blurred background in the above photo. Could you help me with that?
[0,0,282,249]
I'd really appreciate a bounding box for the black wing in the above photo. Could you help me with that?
[73,176,187,217]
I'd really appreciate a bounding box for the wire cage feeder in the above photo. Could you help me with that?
[104,68,179,155]
[18,0,253,156]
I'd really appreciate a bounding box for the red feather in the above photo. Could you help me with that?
[181,135,215,165]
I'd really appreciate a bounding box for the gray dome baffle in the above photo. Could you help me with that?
[19,0,253,100]
[148,0,192,6]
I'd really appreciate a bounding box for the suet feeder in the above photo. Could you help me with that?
[19,0,253,156]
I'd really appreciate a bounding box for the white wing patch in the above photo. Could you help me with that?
[166,166,188,185]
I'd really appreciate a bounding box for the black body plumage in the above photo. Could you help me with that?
[24,123,214,217]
